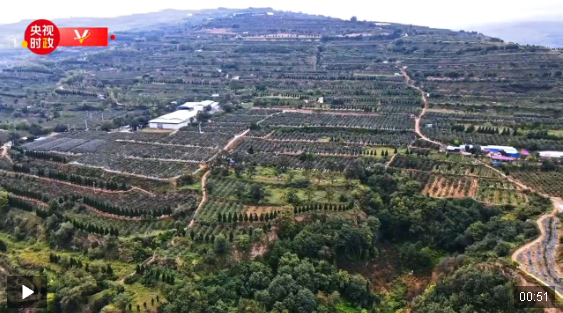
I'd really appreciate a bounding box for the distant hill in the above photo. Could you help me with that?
[0,7,273,40]
[470,21,563,48]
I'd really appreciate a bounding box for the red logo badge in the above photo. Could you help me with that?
[23,19,60,55]
[23,20,113,55]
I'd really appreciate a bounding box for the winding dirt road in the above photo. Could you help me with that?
[400,68,442,147]
[185,127,252,228]
[187,170,210,229]
[399,66,563,298]
[385,153,397,169]
[512,198,561,258]
[512,198,563,296]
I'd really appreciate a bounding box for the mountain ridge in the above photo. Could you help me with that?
[470,20,563,48]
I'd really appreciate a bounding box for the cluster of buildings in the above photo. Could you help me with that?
[148,100,220,130]
[446,143,563,163]
[446,144,518,156]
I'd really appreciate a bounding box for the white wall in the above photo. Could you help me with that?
[149,122,188,130]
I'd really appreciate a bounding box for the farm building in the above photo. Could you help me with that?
[539,151,563,158]
[149,100,220,130]
[491,155,516,163]
[148,110,198,130]
[482,145,519,157]
[446,144,473,153]
[177,100,219,111]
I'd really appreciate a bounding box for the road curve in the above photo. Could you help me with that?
[400,68,443,147]
[399,66,563,297]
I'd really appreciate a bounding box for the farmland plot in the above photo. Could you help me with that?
[231,151,386,172]
[511,171,563,198]
[261,112,414,130]
[75,154,201,179]
[0,173,198,214]
[267,128,417,146]
[18,159,172,191]
[422,175,477,198]
[194,199,282,226]
[475,179,528,205]
[233,138,365,156]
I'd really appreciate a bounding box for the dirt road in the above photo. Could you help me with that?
[512,198,560,263]
[186,127,251,229]
[400,68,442,147]
[223,129,250,151]
[187,170,210,229]
[0,146,12,163]
[512,198,563,298]
[385,153,397,169]
[399,66,563,298]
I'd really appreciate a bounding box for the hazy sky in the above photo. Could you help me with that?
[2,0,563,29]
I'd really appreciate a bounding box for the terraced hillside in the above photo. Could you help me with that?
[0,8,562,313]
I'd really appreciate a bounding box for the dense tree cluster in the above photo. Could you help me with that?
[82,196,173,218]
[217,210,278,224]
[13,148,69,163]
[69,218,120,236]
[413,263,539,312]
[162,252,376,313]
[12,164,129,191]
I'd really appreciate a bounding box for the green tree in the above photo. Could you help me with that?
[413,264,528,313]
[234,182,247,200]
[325,188,335,203]
[237,299,267,313]
[113,292,131,311]
[0,188,7,210]
[315,171,324,184]
[54,124,68,133]
[284,188,300,204]
[249,184,266,203]
[305,187,314,202]
[236,234,252,252]
[99,121,114,132]
[247,164,257,178]
[277,210,297,239]
[8,132,21,144]
[214,234,230,255]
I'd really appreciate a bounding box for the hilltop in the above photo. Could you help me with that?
[471,20,563,48]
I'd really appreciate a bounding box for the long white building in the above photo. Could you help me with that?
[148,110,198,130]
[148,100,220,130]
